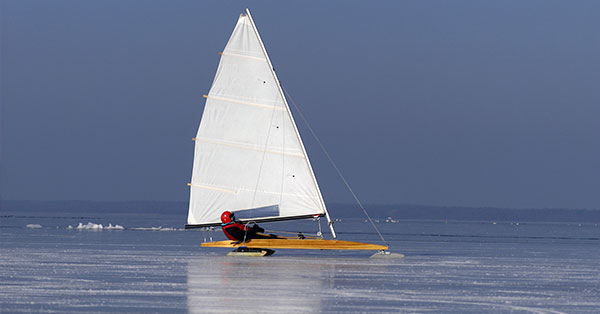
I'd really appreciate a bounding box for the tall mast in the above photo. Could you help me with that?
[244,8,337,238]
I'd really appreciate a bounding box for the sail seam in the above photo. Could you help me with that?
[190,183,319,199]
[194,137,304,157]
[221,52,267,62]
[205,94,285,111]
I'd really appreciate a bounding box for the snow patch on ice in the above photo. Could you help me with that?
[67,222,124,230]
[129,227,177,231]
[76,222,103,230]
[105,224,125,230]
[26,224,42,229]
[64,223,177,231]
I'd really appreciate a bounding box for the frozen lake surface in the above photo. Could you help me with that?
[1,210,599,313]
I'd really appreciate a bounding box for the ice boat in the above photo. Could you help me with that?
[185,9,389,256]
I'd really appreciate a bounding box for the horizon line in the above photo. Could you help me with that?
[1,199,598,211]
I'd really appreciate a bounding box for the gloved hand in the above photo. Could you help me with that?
[252,224,264,233]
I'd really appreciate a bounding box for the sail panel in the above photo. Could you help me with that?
[188,13,326,226]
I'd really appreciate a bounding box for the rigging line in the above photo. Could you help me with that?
[250,89,280,209]
[281,86,388,247]
[279,92,286,207]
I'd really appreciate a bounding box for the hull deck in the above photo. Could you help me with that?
[201,238,388,251]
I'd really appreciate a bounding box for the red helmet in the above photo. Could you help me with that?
[221,211,234,223]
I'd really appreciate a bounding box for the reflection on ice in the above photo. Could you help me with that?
[187,256,328,313]
[186,254,427,313]
[186,251,600,314]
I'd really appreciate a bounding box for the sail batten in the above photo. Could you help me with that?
[193,137,305,158]
[203,94,286,111]
[187,10,328,226]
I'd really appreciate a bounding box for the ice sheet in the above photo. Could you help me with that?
[1,216,599,313]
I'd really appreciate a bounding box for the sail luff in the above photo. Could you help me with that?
[243,9,336,237]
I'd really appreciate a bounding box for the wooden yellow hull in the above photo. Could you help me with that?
[201,238,388,251]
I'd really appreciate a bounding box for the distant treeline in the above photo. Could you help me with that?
[0,200,185,214]
[2,200,599,223]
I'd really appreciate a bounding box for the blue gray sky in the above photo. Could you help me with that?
[1,1,599,209]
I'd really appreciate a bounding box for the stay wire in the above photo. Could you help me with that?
[281,86,388,247]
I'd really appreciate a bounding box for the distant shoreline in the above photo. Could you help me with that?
[2,200,599,223]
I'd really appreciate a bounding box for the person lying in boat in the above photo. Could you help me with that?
[220,211,279,242]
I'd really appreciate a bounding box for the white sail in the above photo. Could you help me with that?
[187,10,327,226]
